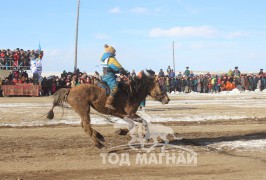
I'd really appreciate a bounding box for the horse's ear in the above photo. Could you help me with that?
[146,69,155,77]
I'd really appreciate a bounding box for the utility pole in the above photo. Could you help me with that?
[74,0,80,72]
[172,41,176,73]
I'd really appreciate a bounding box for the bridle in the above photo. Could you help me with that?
[150,85,167,102]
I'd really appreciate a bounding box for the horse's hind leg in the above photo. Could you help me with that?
[82,106,104,148]
[88,111,105,142]
[67,89,103,148]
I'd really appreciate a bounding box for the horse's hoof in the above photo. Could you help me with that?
[95,142,104,149]
[96,133,105,142]
[115,129,129,135]
[47,110,54,119]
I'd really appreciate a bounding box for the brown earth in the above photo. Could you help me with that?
[0,96,266,180]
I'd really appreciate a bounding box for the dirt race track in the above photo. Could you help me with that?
[0,93,266,179]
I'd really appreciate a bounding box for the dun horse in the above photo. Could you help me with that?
[47,71,170,148]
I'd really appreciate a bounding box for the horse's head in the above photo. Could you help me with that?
[146,70,170,104]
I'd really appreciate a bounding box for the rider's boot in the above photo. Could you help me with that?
[105,95,116,110]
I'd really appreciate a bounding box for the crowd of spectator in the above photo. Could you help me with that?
[1,66,266,97]
[40,66,265,95]
[40,69,102,96]
[155,66,266,93]
[0,48,43,70]
[0,70,31,85]
[0,68,99,96]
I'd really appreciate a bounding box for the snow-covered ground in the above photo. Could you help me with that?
[1,88,266,127]
[1,89,266,152]
[207,139,266,151]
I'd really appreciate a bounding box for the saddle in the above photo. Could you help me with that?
[96,79,131,95]
[96,81,110,95]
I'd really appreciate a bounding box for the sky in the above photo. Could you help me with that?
[0,0,266,74]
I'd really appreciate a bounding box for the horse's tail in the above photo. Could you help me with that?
[47,88,70,119]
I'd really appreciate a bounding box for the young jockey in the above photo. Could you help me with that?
[100,44,128,110]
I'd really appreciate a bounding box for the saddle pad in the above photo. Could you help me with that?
[96,82,110,95]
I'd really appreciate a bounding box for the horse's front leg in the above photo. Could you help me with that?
[116,114,148,137]
[129,114,150,144]
[115,115,135,135]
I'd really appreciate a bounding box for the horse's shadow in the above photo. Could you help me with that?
[146,107,198,112]
[107,132,266,154]
[169,132,266,146]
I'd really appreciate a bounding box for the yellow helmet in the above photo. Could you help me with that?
[104,44,116,54]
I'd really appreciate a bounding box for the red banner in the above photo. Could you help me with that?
[1,84,40,96]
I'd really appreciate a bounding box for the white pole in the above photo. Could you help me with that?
[74,0,80,71]
[172,41,175,73]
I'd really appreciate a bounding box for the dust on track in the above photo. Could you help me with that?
[0,96,266,179]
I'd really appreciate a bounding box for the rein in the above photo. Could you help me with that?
[150,88,165,101]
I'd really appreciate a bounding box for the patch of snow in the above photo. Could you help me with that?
[0,103,51,108]
[207,139,266,151]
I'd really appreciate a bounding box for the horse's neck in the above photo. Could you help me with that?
[118,94,145,109]
[116,79,153,109]
[129,90,149,105]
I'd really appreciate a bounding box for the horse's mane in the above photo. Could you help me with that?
[121,71,155,101]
